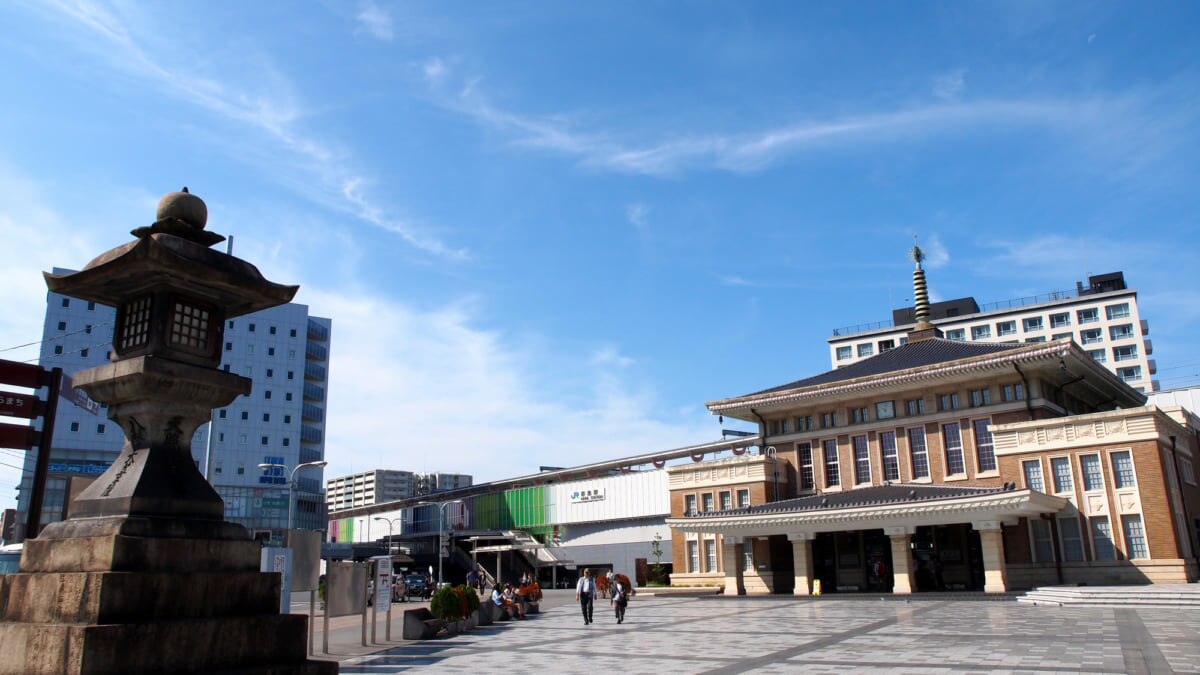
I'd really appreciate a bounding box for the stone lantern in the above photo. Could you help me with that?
[0,190,337,674]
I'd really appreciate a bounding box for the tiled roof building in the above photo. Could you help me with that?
[668,249,1199,594]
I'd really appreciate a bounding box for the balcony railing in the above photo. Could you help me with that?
[303,382,325,402]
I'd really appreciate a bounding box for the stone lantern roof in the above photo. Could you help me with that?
[43,188,297,317]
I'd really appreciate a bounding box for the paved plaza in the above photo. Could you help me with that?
[336,592,1200,674]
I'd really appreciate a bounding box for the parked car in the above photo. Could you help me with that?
[404,574,430,600]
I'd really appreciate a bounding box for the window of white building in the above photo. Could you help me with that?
[1106,303,1130,320]
[1113,345,1138,362]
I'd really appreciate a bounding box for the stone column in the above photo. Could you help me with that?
[974,521,1008,593]
[788,532,814,595]
[722,535,744,596]
[886,526,916,595]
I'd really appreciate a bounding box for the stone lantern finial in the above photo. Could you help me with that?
[132,187,224,247]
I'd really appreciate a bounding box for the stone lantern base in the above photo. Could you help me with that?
[0,359,337,674]
[0,516,337,674]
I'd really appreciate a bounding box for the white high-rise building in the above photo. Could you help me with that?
[13,272,332,543]
[192,303,332,542]
[827,271,1157,392]
[326,470,473,512]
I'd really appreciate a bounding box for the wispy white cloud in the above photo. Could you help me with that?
[590,346,635,368]
[355,1,394,41]
[933,69,968,101]
[717,275,755,287]
[423,57,448,82]
[625,202,650,231]
[39,0,462,260]
[421,64,1195,182]
[307,287,712,480]
[0,165,115,497]
[920,234,951,269]
[422,69,1088,176]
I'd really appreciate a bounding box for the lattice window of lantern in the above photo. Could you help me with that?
[120,295,152,351]
[170,300,210,350]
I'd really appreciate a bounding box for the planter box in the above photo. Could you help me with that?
[402,607,442,640]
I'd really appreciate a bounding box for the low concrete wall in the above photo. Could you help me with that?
[1008,559,1198,590]
[401,608,441,640]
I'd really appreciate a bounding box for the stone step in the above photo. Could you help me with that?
[0,613,322,675]
[1017,585,1200,608]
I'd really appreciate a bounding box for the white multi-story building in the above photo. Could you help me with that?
[326,470,415,511]
[827,271,1158,392]
[417,472,473,495]
[192,303,332,541]
[13,273,332,543]
[326,469,473,511]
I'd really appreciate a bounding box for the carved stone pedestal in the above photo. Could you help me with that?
[0,359,336,673]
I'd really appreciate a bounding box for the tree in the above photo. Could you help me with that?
[650,532,668,585]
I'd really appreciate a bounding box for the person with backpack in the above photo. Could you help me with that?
[612,575,629,624]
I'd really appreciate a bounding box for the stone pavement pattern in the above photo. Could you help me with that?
[338,595,1200,674]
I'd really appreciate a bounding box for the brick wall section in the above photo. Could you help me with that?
[1131,438,1181,560]
[669,479,772,576]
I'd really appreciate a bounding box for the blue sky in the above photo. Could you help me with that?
[1,1,1198,495]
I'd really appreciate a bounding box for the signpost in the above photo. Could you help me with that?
[0,358,62,540]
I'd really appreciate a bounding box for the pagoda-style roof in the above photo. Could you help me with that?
[45,232,297,318]
[708,338,1145,418]
[757,338,1020,395]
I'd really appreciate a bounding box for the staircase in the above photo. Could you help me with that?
[1018,584,1200,607]
[505,530,572,567]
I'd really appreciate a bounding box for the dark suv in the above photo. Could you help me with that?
[404,574,430,600]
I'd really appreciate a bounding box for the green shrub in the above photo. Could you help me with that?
[462,585,481,613]
[430,584,465,621]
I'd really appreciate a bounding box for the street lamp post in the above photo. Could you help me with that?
[258,460,328,543]
[417,499,463,587]
[373,516,403,556]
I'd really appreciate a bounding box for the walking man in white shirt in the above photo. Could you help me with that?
[575,568,596,625]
